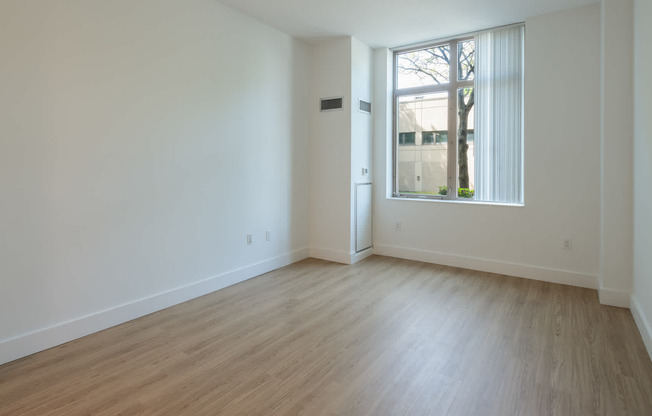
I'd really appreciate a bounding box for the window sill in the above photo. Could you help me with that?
[389,195,524,208]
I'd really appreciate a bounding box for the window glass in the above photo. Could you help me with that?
[393,25,523,203]
[458,40,475,81]
[399,132,415,145]
[457,87,475,198]
[396,45,450,89]
[397,92,448,195]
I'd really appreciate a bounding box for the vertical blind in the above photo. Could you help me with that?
[474,25,525,203]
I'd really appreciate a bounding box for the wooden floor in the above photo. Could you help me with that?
[1,256,652,415]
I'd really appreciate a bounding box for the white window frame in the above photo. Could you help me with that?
[392,36,474,200]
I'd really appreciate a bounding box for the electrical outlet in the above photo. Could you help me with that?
[395,222,401,231]
[247,234,252,245]
[562,238,572,250]
[266,230,271,241]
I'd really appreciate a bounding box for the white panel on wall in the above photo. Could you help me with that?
[356,182,372,252]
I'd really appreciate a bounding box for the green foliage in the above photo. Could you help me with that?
[437,186,474,198]
[458,188,474,198]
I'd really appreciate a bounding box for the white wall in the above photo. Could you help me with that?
[373,5,601,288]
[309,38,352,263]
[350,38,374,255]
[599,0,634,307]
[0,0,311,364]
[310,37,374,264]
[631,0,652,359]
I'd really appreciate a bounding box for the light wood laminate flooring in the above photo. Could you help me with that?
[1,256,652,415]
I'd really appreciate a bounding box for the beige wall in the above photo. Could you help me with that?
[398,146,476,193]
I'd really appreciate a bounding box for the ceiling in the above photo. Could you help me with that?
[218,0,599,48]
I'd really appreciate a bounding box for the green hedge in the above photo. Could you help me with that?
[438,186,475,198]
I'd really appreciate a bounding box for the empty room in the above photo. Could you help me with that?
[1,0,652,414]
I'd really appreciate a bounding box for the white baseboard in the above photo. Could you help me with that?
[309,247,374,265]
[0,248,310,366]
[598,288,631,308]
[351,247,374,264]
[373,244,597,289]
[630,295,652,361]
[309,247,353,264]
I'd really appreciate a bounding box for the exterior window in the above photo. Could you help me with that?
[399,132,415,145]
[422,131,448,145]
[466,129,474,143]
[393,25,524,204]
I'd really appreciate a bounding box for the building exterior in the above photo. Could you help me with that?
[397,93,475,194]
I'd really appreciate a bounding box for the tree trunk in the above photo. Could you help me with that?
[457,88,474,190]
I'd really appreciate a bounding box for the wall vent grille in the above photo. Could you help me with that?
[320,97,343,111]
[359,99,371,114]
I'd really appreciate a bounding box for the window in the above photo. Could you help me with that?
[399,132,415,145]
[393,25,524,203]
[466,129,474,143]
[421,131,448,145]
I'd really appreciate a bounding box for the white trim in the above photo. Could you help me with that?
[309,247,353,264]
[351,247,374,264]
[388,195,524,207]
[598,288,631,308]
[631,295,652,361]
[0,248,310,366]
[308,247,374,265]
[373,244,597,289]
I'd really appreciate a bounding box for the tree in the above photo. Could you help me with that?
[397,42,475,190]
